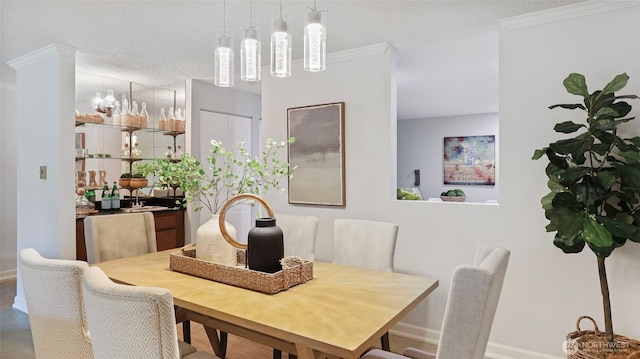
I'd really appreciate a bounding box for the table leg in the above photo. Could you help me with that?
[294,344,316,359]
[381,332,390,351]
[204,326,228,358]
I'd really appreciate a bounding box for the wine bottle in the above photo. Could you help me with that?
[85,188,96,202]
[101,184,111,211]
[111,182,120,210]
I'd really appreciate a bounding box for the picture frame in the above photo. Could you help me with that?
[287,102,346,206]
[443,135,495,186]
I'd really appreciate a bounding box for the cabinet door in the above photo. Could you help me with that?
[199,110,253,245]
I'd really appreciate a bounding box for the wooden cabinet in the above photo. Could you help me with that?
[75,209,185,261]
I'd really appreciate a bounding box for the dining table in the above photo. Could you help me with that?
[93,249,439,359]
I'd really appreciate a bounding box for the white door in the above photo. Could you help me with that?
[199,110,253,246]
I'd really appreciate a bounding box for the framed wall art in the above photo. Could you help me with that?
[443,135,495,186]
[287,102,346,206]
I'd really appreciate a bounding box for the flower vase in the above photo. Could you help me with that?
[196,214,238,266]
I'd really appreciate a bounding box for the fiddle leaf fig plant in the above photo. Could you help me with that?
[533,73,639,342]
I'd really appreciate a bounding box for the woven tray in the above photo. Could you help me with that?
[566,316,640,359]
[169,248,313,294]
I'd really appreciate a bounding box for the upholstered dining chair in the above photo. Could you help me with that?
[278,214,320,261]
[271,214,319,359]
[333,218,399,353]
[83,212,157,264]
[361,245,511,359]
[84,211,191,343]
[18,248,94,359]
[333,218,399,272]
[82,266,218,359]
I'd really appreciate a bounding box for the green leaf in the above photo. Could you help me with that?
[532,148,546,160]
[613,163,640,187]
[549,138,585,155]
[628,137,640,148]
[553,233,585,253]
[611,102,632,117]
[596,216,636,238]
[596,171,616,190]
[553,121,585,133]
[541,191,556,210]
[591,143,610,156]
[615,95,640,100]
[619,150,640,164]
[547,177,565,192]
[601,73,629,95]
[583,217,614,248]
[545,149,569,169]
[557,167,590,186]
[549,103,586,110]
[587,242,614,258]
[594,107,619,119]
[563,73,589,97]
[558,211,585,238]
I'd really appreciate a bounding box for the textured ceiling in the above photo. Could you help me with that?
[1,0,585,119]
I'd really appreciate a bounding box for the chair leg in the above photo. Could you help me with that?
[273,349,282,359]
[183,321,191,344]
[289,355,297,359]
[381,331,390,351]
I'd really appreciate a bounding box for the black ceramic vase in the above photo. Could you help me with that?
[247,217,284,273]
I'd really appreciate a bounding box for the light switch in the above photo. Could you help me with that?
[39,166,47,180]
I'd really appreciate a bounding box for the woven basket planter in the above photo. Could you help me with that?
[440,195,466,202]
[565,316,640,359]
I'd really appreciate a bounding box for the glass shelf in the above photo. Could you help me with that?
[75,120,185,136]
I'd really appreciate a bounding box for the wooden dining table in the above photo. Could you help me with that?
[94,250,439,359]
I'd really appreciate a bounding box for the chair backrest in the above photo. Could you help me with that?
[277,214,319,261]
[84,212,157,264]
[18,248,94,359]
[332,218,399,271]
[436,245,510,359]
[82,266,181,359]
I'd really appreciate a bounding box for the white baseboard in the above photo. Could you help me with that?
[12,296,28,314]
[0,269,17,282]
[391,322,563,359]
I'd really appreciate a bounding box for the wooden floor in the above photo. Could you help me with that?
[1,278,437,358]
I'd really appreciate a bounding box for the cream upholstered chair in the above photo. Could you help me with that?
[84,211,191,343]
[278,214,319,261]
[83,212,157,264]
[333,218,399,272]
[82,266,217,359]
[18,248,94,359]
[362,245,511,359]
[272,214,319,359]
[334,218,399,352]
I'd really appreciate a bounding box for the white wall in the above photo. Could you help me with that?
[260,3,640,358]
[496,2,640,356]
[261,43,398,263]
[397,113,499,203]
[185,79,261,245]
[8,43,77,311]
[0,65,17,280]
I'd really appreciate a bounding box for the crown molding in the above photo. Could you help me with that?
[499,0,639,31]
[290,42,392,70]
[7,43,77,70]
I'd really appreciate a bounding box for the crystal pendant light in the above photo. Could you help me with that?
[241,0,261,82]
[270,0,291,78]
[304,0,326,72]
[214,0,234,87]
